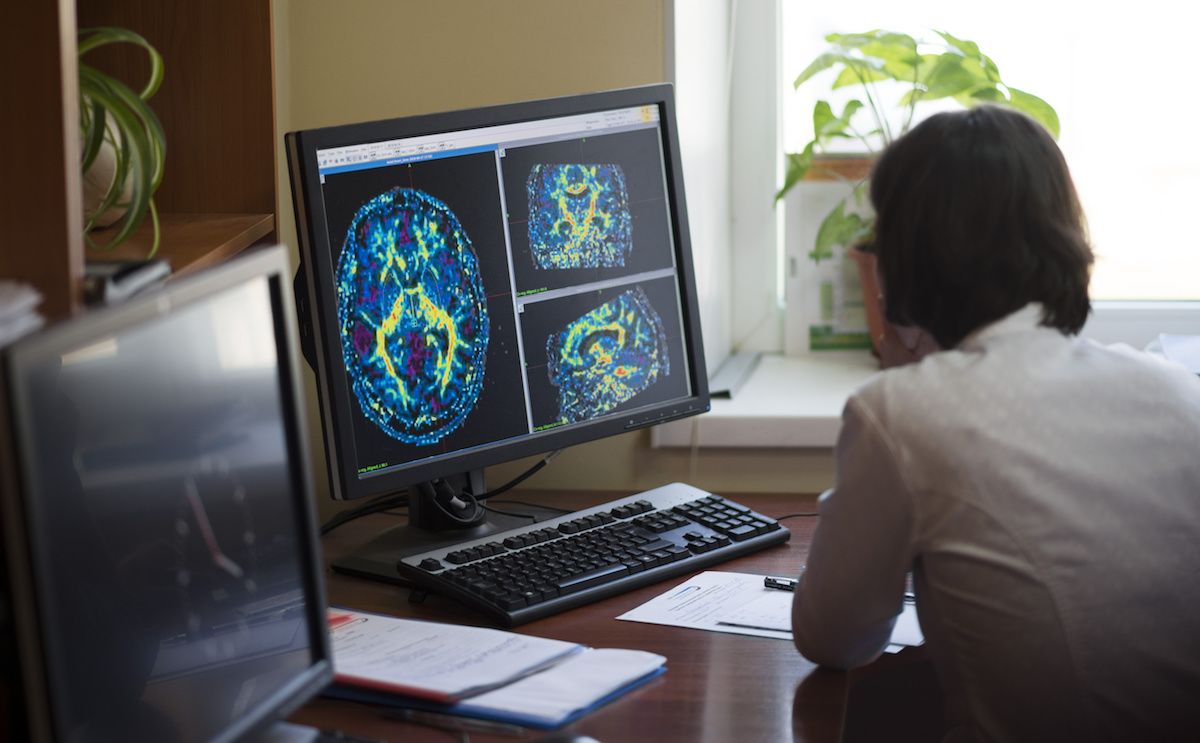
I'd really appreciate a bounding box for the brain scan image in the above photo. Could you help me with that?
[527,164,632,269]
[337,188,488,445]
[546,287,669,424]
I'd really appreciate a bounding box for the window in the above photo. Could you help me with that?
[780,0,1200,302]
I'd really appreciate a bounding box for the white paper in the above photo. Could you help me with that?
[616,571,793,640]
[460,648,665,722]
[328,609,581,699]
[619,571,924,650]
[1160,334,1200,373]
[716,590,794,632]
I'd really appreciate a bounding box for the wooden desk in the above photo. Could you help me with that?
[291,490,848,742]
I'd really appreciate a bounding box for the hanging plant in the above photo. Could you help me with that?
[78,26,166,256]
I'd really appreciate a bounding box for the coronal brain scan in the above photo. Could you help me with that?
[546,287,668,424]
[527,163,632,269]
[337,187,488,445]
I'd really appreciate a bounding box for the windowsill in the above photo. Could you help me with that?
[652,352,879,448]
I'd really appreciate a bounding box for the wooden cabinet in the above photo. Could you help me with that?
[1,0,275,320]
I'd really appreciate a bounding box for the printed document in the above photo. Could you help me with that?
[328,608,581,701]
[618,571,923,652]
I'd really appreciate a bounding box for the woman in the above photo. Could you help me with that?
[791,105,1200,741]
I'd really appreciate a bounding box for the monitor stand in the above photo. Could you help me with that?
[330,469,533,586]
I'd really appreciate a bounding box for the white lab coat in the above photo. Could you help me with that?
[792,304,1200,742]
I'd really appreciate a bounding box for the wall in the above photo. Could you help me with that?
[273,0,834,519]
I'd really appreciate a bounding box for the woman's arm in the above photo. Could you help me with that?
[792,395,917,669]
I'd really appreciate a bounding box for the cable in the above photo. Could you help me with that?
[776,512,819,521]
[316,450,563,535]
[481,504,538,521]
[487,499,572,515]
[474,450,562,501]
[319,491,409,536]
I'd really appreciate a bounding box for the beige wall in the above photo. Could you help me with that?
[273,1,833,519]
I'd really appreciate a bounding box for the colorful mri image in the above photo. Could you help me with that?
[546,287,669,424]
[337,188,489,445]
[527,164,632,269]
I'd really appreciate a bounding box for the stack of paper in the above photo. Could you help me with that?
[0,281,44,348]
[325,609,665,729]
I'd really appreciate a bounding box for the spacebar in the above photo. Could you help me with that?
[555,563,629,593]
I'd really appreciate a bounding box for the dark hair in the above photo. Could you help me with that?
[869,105,1093,349]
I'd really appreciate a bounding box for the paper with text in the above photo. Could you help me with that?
[616,571,793,640]
[328,608,582,701]
[618,571,924,653]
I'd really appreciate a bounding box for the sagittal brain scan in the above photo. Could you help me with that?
[337,188,488,445]
[527,164,632,269]
[546,287,668,424]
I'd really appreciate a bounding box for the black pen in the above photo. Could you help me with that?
[765,576,917,605]
[763,575,797,592]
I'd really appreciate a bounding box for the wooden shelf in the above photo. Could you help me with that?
[4,3,276,317]
[89,212,274,276]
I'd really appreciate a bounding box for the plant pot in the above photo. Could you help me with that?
[82,139,133,229]
[847,245,939,368]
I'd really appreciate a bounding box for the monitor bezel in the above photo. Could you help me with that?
[287,83,710,502]
[0,247,334,743]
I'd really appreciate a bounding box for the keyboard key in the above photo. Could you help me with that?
[727,524,758,540]
[556,563,629,593]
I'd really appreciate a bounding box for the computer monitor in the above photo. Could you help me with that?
[286,84,709,580]
[0,247,333,743]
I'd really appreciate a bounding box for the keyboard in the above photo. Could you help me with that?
[397,482,790,626]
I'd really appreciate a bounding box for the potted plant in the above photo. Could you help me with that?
[78,26,166,256]
[777,29,1059,365]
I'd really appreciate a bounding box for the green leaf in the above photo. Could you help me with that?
[859,35,919,65]
[840,99,864,123]
[812,100,836,134]
[775,142,816,201]
[795,52,841,87]
[922,54,978,99]
[1007,88,1061,138]
[968,86,1005,103]
[980,54,1001,82]
[80,97,107,173]
[832,64,889,89]
[958,56,993,86]
[812,99,864,142]
[934,30,981,60]
[824,31,881,49]
[79,27,163,100]
[811,200,871,262]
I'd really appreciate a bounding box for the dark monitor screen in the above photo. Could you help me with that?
[0,248,332,743]
[286,84,708,518]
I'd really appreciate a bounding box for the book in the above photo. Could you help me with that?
[326,608,666,728]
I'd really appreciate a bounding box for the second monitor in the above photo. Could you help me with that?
[287,84,710,581]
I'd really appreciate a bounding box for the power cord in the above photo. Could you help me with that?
[487,499,571,515]
[473,450,562,501]
[776,512,819,521]
[317,450,563,536]
[481,503,539,521]
[319,491,409,536]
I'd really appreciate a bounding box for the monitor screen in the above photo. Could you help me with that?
[0,248,332,743]
[286,84,708,511]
